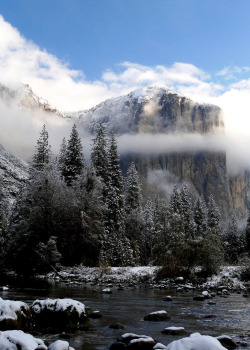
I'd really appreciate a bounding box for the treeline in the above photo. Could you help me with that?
[0,123,250,277]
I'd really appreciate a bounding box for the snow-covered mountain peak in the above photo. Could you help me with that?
[0,82,64,117]
[128,86,176,102]
[68,85,223,135]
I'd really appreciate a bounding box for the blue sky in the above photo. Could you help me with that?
[1,1,250,169]
[1,0,250,82]
[0,0,250,115]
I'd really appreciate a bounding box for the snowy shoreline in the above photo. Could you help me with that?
[42,265,249,291]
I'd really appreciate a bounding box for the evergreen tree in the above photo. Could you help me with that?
[104,133,124,235]
[207,194,221,234]
[170,185,182,214]
[245,213,250,256]
[224,215,242,263]
[91,123,109,187]
[180,184,197,239]
[62,124,84,185]
[194,196,207,236]
[140,198,155,265]
[123,162,143,264]
[77,163,104,266]
[199,194,224,276]
[58,137,67,174]
[32,124,51,170]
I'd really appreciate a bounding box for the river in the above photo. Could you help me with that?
[1,276,249,349]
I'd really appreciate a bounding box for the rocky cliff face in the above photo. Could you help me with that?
[0,144,29,221]
[70,86,246,218]
[0,83,63,116]
[70,86,223,134]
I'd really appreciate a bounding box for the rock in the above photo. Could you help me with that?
[101,288,112,294]
[144,310,170,321]
[31,298,88,331]
[89,311,102,319]
[48,339,75,350]
[118,333,152,345]
[161,327,186,335]
[110,342,126,350]
[203,315,217,319]
[242,294,249,298]
[128,337,155,350]
[193,295,205,301]
[163,296,172,301]
[202,291,212,299]
[153,343,167,349]
[0,330,47,350]
[0,298,32,330]
[109,323,124,329]
[207,301,216,305]
[236,340,248,347]
[165,333,227,350]
[216,335,238,349]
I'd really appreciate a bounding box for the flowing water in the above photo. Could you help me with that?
[1,277,249,349]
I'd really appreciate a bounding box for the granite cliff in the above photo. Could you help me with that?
[70,86,247,218]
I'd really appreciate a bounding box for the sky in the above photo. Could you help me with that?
[1,1,250,171]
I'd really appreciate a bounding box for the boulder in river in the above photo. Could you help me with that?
[165,333,227,349]
[216,335,238,349]
[89,310,102,319]
[48,339,75,350]
[163,296,172,302]
[0,298,32,331]
[31,298,88,331]
[161,327,186,335]
[109,323,125,329]
[101,288,112,294]
[193,295,205,301]
[144,310,170,321]
[0,330,47,349]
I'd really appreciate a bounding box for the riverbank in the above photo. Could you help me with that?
[43,265,249,293]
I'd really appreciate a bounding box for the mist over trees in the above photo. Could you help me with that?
[1,123,249,277]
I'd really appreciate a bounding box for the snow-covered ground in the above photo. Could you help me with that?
[45,264,249,291]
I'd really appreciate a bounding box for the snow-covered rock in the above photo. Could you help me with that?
[153,343,167,350]
[0,298,32,330]
[165,333,227,350]
[48,340,75,350]
[0,330,47,350]
[161,327,186,335]
[144,310,170,321]
[31,298,88,331]
[216,335,238,349]
[101,288,112,294]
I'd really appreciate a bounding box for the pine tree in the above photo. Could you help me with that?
[104,133,124,235]
[180,184,197,239]
[58,137,67,174]
[170,185,182,214]
[124,163,142,213]
[32,124,51,170]
[224,215,242,263]
[140,198,155,265]
[77,163,104,266]
[194,196,207,237]
[245,213,250,256]
[123,162,143,263]
[199,194,224,276]
[91,123,109,187]
[62,124,84,185]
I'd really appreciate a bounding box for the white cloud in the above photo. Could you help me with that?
[2,15,250,173]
